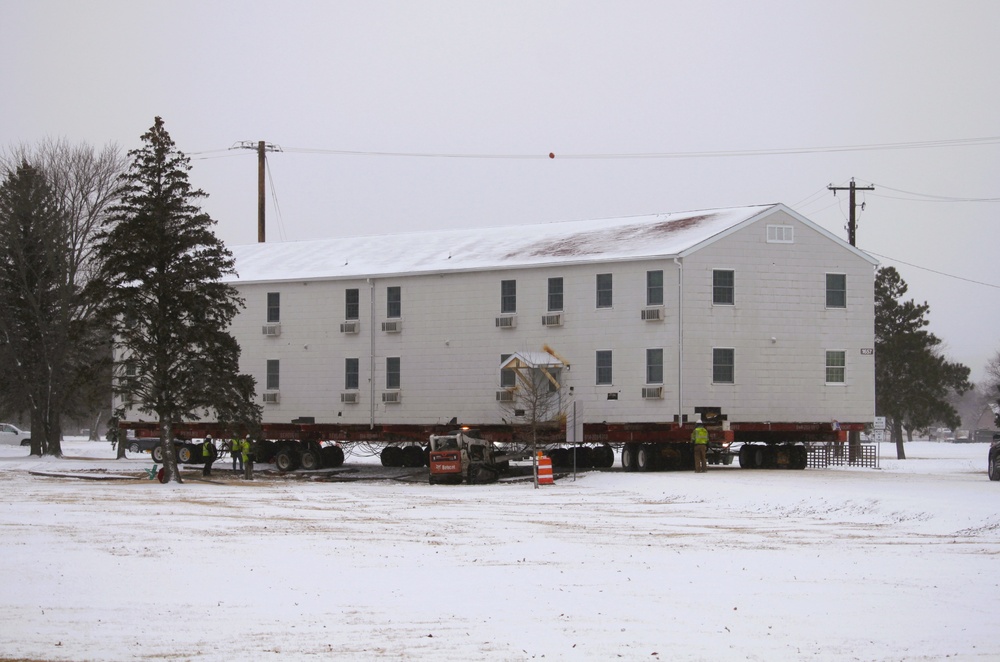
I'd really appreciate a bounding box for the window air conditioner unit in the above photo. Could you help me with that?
[381,320,402,333]
[340,321,359,334]
[542,313,563,327]
[263,391,280,404]
[341,392,359,404]
[382,391,401,404]
[495,315,517,329]
[496,389,515,402]
[641,307,663,321]
[262,323,281,336]
[641,386,663,399]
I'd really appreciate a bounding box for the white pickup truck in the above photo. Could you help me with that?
[0,423,31,446]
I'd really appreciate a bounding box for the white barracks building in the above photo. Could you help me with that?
[225,204,877,433]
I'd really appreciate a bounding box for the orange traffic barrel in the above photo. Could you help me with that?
[538,455,554,485]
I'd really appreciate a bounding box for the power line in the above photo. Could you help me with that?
[863,249,1000,289]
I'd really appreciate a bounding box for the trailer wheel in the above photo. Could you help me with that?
[792,445,808,470]
[401,445,425,468]
[274,446,300,472]
[177,444,193,464]
[380,446,403,467]
[322,445,345,468]
[636,444,656,472]
[738,444,754,468]
[152,444,164,463]
[129,442,140,454]
[595,444,615,468]
[300,447,321,471]
[621,444,638,472]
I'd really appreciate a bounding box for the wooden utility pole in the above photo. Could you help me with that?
[828,177,875,463]
[827,178,874,246]
[232,141,282,243]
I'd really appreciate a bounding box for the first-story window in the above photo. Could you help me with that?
[826,350,846,384]
[713,348,734,384]
[345,289,359,320]
[500,354,515,388]
[266,359,280,390]
[646,348,663,384]
[548,277,564,312]
[596,350,613,385]
[387,286,402,318]
[267,292,280,323]
[596,273,613,308]
[501,280,516,314]
[386,357,401,389]
[345,358,359,390]
[647,270,663,306]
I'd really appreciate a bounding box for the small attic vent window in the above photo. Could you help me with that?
[767,225,794,243]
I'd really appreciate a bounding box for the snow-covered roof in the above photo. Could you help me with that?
[225,203,832,284]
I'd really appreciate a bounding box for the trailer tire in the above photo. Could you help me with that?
[621,444,639,472]
[152,444,164,463]
[738,444,754,469]
[300,447,321,471]
[595,444,615,468]
[401,445,425,468]
[177,444,193,464]
[274,446,300,472]
[380,446,403,467]
[322,445,345,468]
[636,444,656,472]
[989,452,1000,481]
[129,442,140,454]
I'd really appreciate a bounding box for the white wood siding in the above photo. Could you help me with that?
[231,209,874,427]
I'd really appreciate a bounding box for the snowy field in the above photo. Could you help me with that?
[0,439,997,662]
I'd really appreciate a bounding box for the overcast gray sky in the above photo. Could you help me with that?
[3,1,998,383]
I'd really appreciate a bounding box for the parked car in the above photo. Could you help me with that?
[124,437,162,454]
[0,423,31,446]
[988,434,1000,481]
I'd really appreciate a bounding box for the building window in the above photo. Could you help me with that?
[266,292,280,323]
[647,270,663,306]
[345,358,359,390]
[826,274,847,308]
[500,354,515,388]
[387,286,401,318]
[386,357,400,389]
[826,351,846,384]
[548,277,563,312]
[713,270,734,305]
[596,350,613,385]
[767,225,794,243]
[345,289,359,320]
[595,273,613,308]
[713,348,734,384]
[266,359,280,390]
[547,368,561,393]
[501,280,516,314]
[646,348,663,384]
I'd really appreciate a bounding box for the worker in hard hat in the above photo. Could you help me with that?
[691,420,709,473]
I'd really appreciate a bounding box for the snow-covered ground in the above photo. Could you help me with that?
[0,439,997,661]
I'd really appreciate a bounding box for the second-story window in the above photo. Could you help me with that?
[596,273,613,308]
[548,277,563,312]
[267,292,280,323]
[647,270,663,306]
[387,286,401,318]
[713,270,734,305]
[646,348,663,384]
[345,289,359,320]
[501,280,516,314]
[826,274,847,308]
[500,353,516,388]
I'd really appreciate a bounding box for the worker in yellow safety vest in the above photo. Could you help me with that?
[231,437,243,472]
[691,420,709,473]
